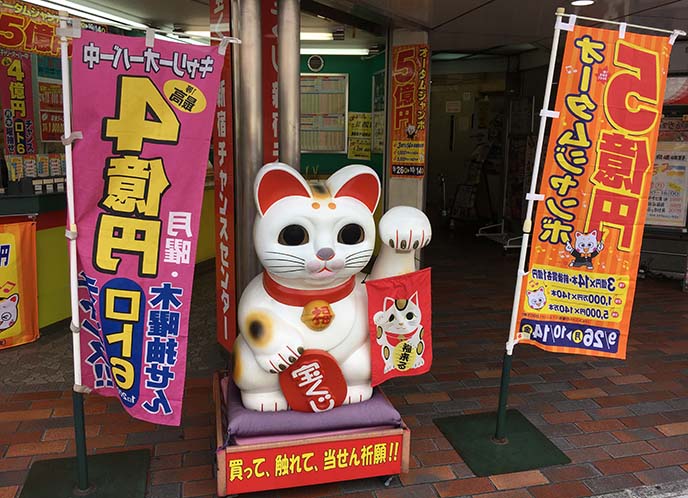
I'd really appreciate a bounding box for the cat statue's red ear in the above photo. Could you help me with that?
[326,165,380,213]
[8,293,18,304]
[254,162,311,216]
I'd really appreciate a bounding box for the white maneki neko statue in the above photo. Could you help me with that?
[233,162,431,412]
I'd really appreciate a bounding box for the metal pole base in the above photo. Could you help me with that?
[434,409,570,476]
[72,483,97,496]
[20,450,150,498]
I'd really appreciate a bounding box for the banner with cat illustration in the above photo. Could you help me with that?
[71,31,224,425]
[0,221,38,350]
[389,44,429,178]
[514,24,672,359]
[367,268,432,386]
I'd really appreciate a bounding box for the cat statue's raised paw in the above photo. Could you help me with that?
[233,162,431,412]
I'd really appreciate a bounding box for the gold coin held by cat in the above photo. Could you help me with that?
[392,341,418,371]
[301,300,335,331]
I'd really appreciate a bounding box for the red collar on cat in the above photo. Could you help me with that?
[263,272,356,306]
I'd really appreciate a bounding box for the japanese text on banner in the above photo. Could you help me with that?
[389,44,429,178]
[72,30,224,425]
[0,49,35,156]
[211,0,237,352]
[515,25,672,359]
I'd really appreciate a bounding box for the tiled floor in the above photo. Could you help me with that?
[1,228,688,498]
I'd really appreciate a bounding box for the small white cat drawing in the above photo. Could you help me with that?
[374,292,425,374]
[0,293,19,332]
[526,287,546,310]
[565,230,604,270]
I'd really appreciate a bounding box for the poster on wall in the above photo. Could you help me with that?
[0,49,35,157]
[389,44,429,178]
[0,0,60,56]
[0,221,38,350]
[300,74,348,153]
[372,70,385,154]
[71,30,224,425]
[211,0,238,352]
[646,143,688,227]
[347,111,371,160]
[38,79,64,142]
[514,25,672,359]
[262,0,278,164]
[658,117,688,142]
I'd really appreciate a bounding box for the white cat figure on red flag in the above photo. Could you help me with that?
[367,268,432,387]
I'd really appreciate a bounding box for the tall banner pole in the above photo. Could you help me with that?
[58,13,91,492]
[494,7,567,442]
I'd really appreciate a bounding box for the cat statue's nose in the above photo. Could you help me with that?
[316,248,335,261]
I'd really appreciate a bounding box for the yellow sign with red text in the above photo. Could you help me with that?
[0,222,38,350]
[515,25,672,359]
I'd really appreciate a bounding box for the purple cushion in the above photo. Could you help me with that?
[223,378,401,440]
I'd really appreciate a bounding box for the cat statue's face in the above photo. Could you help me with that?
[574,230,598,254]
[375,292,422,334]
[253,163,380,288]
[0,293,19,331]
[527,287,546,310]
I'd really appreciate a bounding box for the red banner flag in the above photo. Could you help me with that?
[211,0,238,352]
[367,268,432,386]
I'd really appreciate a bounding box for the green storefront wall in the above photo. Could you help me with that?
[300,53,385,178]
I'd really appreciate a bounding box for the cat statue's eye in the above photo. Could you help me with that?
[406,312,414,320]
[278,224,309,246]
[338,224,365,245]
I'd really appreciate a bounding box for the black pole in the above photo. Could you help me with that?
[494,351,513,442]
[72,390,90,492]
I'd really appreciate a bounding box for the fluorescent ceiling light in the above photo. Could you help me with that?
[187,30,335,41]
[571,0,594,6]
[185,30,211,38]
[300,48,369,55]
[24,0,130,28]
[24,0,148,29]
[431,52,466,61]
[158,33,208,46]
[300,32,334,41]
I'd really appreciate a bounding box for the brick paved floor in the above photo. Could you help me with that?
[1,229,688,497]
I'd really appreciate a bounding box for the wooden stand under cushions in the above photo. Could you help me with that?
[213,371,410,496]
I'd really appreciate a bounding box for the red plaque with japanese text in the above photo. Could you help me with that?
[279,350,347,412]
[222,433,404,494]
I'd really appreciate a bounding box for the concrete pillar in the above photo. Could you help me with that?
[278,0,301,169]
[236,0,264,293]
